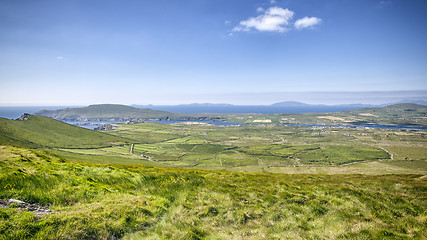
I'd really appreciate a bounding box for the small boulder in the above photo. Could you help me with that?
[9,199,26,204]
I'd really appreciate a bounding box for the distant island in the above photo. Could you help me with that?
[34,104,221,122]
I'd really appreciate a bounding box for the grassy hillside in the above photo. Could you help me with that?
[0,115,130,148]
[35,104,175,120]
[0,146,426,239]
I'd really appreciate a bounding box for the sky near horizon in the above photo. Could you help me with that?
[1,0,427,105]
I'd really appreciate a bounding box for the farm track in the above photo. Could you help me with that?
[378,146,394,160]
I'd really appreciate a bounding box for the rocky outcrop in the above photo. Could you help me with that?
[125,119,145,124]
[94,124,117,131]
[16,113,30,121]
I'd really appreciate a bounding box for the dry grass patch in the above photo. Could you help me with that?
[253,119,272,123]
[359,113,378,117]
[316,116,352,122]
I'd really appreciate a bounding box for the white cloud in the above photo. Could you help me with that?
[294,16,322,29]
[256,7,264,12]
[56,56,64,60]
[233,7,294,33]
[270,0,277,4]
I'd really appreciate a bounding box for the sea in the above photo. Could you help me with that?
[0,106,66,119]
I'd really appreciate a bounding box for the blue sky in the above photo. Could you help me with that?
[1,0,426,105]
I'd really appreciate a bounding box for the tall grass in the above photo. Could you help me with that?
[0,146,426,239]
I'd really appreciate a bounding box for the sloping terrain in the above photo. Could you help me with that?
[0,108,426,239]
[0,114,130,148]
[0,146,426,239]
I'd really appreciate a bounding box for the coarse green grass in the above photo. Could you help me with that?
[48,149,163,167]
[0,146,426,239]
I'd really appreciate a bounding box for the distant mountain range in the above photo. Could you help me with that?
[133,100,426,114]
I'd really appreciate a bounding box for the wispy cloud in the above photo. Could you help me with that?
[379,1,392,6]
[376,1,392,8]
[294,16,322,29]
[233,7,294,33]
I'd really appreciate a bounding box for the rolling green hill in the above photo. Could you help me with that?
[0,114,130,148]
[347,103,427,125]
[35,104,175,120]
[231,104,427,126]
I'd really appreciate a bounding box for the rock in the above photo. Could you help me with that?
[16,113,30,121]
[9,199,26,204]
[125,119,145,124]
[94,124,113,131]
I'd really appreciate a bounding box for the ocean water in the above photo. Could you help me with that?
[0,107,59,119]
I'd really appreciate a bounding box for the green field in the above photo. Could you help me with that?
[1,115,425,174]
[50,121,424,175]
[0,114,426,239]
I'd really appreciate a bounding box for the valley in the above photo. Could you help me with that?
[0,104,426,239]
